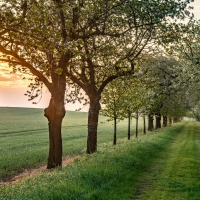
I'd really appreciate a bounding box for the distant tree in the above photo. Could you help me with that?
[102,65,157,139]
[0,0,193,168]
[185,84,200,121]
[166,20,200,121]
[101,78,126,145]
[123,75,151,138]
[146,56,188,127]
[165,20,200,67]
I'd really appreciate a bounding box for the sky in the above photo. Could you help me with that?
[0,1,200,110]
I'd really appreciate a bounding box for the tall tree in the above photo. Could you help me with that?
[0,0,193,167]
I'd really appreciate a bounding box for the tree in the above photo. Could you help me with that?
[122,75,152,138]
[101,78,126,145]
[146,56,188,127]
[185,83,200,121]
[102,65,158,139]
[0,0,193,168]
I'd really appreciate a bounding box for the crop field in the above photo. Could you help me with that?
[1,107,200,200]
[0,107,144,179]
[1,119,199,199]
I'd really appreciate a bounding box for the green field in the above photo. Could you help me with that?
[1,107,200,200]
[0,107,143,179]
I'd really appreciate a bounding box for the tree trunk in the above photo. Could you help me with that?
[44,64,66,169]
[87,97,101,154]
[136,111,139,138]
[143,115,146,134]
[113,115,117,145]
[173,118,178,123]
[162,116,167,127]
[169,118,172,126]
[148,113,154,131]
[44,98,65,169]
[155,112,161,129]
[128,111,131,140]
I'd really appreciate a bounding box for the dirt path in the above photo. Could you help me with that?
[0,155,79,186]
[133,122,200,200]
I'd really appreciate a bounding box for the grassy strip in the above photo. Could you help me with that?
[0,123,184,200]
[136,121,200,200]
[0,107,143,178]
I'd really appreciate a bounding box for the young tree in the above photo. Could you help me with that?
[101,78,126,145]
[123,76,151,138]
[0,0,193,167]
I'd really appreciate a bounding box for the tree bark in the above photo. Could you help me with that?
[162,116,167,127]
[136,111,139,138]
[87,96,101,154]
[128,111,131,140]
[113,115,117,145]
[169,118,172,126]
[44,63,66,169]
[155,112,161,129]
[148,113,154,131]
[44,98,65,169]
[173,118,178,123]
[143,115,146,134]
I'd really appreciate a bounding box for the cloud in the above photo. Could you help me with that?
[0,68,11,73]
[0,74,18,82]
[0,64,31,88]
[0,72,30,88]
[0,64,12,73]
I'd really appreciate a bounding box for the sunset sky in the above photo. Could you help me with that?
[0,1,200,110]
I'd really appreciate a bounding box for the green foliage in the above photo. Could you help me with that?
[0,0,194,102]
[101,78,127,122]
[145,56,188,118]
[162,20,200,120]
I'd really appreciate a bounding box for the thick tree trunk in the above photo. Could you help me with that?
[113,115,117,145]
[155,112,161,129]
[143,115,146,134]
[128,111,131,140]
[87,97,101,154]
[148,113,154,131]
[162,116,167,127]
[44,98,65,169]
[44,64,66,169]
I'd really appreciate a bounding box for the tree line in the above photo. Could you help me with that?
[0,0,199,169]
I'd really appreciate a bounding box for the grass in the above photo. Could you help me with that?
[137,121,200,200]
[0,121,185,200]
[0,107,144,179]
[1,108,200,200]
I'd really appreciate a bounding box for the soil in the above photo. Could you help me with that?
[0,156,79,186]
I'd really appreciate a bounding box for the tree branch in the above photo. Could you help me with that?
[0,44,52,92]
[52,0,67,42]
